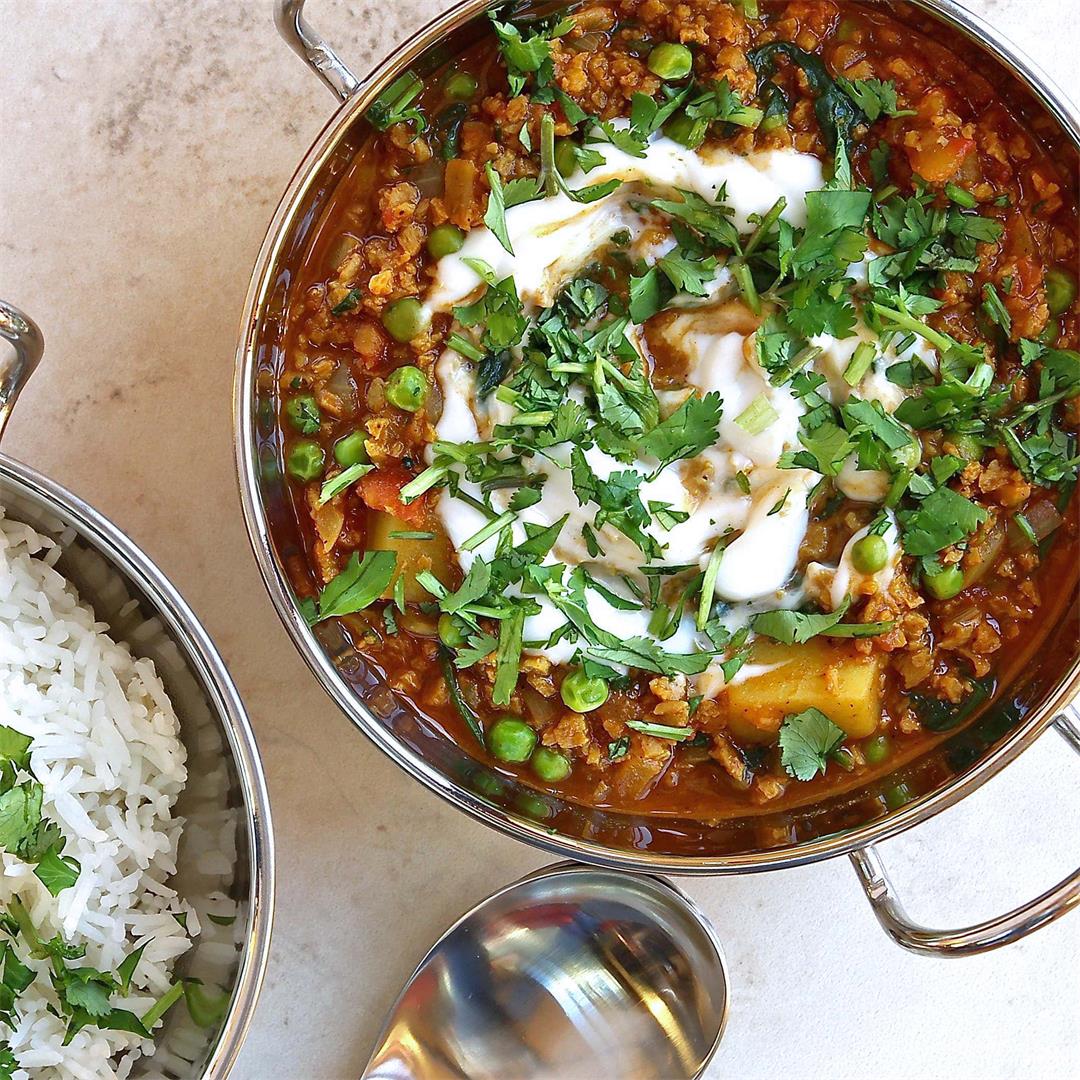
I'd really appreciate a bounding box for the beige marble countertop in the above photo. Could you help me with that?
[2,1,1079,1077]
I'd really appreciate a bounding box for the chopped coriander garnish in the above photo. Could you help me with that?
[944,182,977,208]
[388,530,435,540]
[734,394,778,435]
[626,720,695,741]
[461,510,516,552]
[899,486,988,556]
[492,608,526,706]
[835,77,914,122]
[310,551,397,622]
[696,542,726,631]
[843,341,876,387]
[367,71,426,132]
[482,163,541,255]
[981,282,1012,334]
[317,461,373,506]
[778,708,846,780]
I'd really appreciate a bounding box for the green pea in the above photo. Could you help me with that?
[863,734,892,765]
[381,297,429,343]
[560,669,609,713]
[385,365,429,412]
[438,613,468,649]
[851,533,888,574]
[1038,317,1061,346]
[444,71,478,101]
[647,42,693,81]
[285,393,320,435]
[663,112,704,149]
[1045,267,1077,316]
[333,431,369,468]
[531,747,571,782]
[286,440,325,482]
[470,770,506,800]
[884,781,914,810]
[925,565,964,600]
[427,224,466,260]
[554,138,577,178]
[946,431,983,462]
[514,790,553,820]
[488,716,537,763]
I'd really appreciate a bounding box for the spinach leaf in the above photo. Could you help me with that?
[910,677,992,732]
[748,42,866,151]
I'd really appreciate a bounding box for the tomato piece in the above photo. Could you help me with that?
[905,134,975,184]
[359,465,431,526]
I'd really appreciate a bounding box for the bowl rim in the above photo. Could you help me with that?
[1,450,275,1077]
[234,0,1080,875]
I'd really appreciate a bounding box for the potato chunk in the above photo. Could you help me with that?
[366,511,453,602]
[721,639,883,742]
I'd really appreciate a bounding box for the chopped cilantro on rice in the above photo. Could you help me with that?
[1,508,195,1078]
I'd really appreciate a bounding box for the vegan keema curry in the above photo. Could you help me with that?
[275,0,1079,818]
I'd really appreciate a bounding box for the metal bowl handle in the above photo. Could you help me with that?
[275,0,360,101]
[0,300,44,444]
[850,710,1080,956]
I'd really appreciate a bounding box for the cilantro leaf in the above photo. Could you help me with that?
[441,558,492,615]
[0,726,32,771]
[116,940,151,994]
[657,251,718,297]
[779,708,846,780]
[490,14,573,96]
[639,392,723,472]
[64,1005,150,1045]
[60,968,115,1018]
[585,639,716,676]
[492,608,525,706]
[313,551,397,621]
[33,846,80,897]
[482,167,540,256]
[0,783,42,851]
[981,282,1012,334]
[898,487,988,556]
[650,189,739,248]
[625,720,695,741]
[628,267,670,323]
[685,77,763,129]
[836,77,913,121]
[317,462,373,507]
[752,606,847,644]
[366,71,425,133]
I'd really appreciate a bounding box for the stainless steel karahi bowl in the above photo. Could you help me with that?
[236,0,1080,954]
[2,303,274,1076]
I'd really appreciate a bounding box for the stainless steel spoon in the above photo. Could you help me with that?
[363,861,729,1080]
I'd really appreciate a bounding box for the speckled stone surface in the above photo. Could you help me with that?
[2,2,1078,1077]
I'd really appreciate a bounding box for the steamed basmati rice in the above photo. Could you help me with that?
[0,507,195,1078]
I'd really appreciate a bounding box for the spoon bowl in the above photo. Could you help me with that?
[364,862,728,1080]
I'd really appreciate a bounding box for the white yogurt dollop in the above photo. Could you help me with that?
[428,133,825,311]
[423,135,915,664]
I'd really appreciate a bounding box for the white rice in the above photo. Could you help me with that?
[0,508,194,1079]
